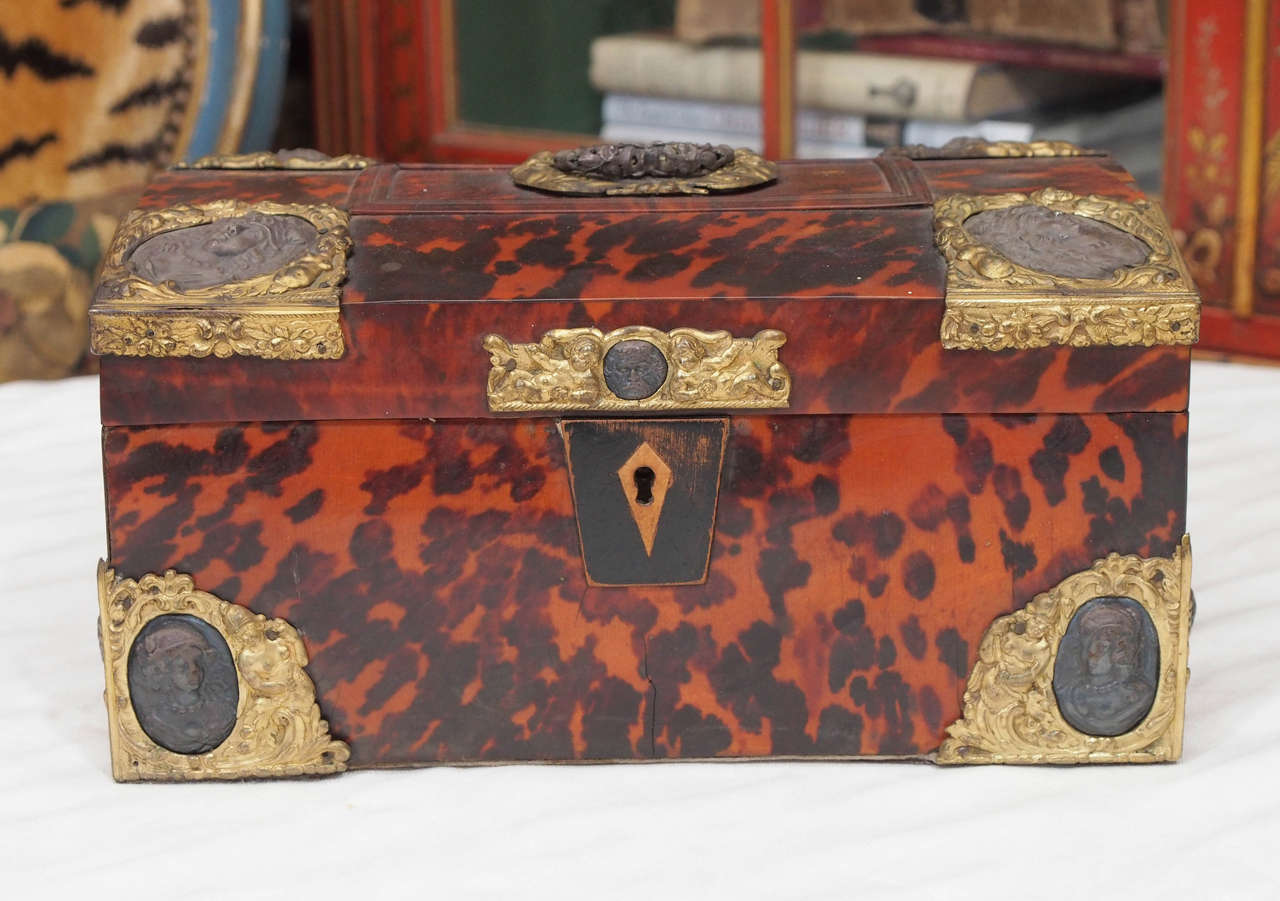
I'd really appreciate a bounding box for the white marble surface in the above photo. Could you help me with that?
[1,362,1277,900]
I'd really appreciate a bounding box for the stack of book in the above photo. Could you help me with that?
[588,33,1163,188]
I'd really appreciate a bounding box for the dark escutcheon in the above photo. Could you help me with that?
[1053,596,1160,737]
[965,205,1151,280]
[127,613,239,754]
[127,212,318,290]
[561,418,727,586]
[603,340,669,400]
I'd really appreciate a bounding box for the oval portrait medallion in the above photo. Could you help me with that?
[603,339,669,400]
[127,613,239,754]
[964,205,1151,280]
[1052,596,1160,737]
[127,212,318,290]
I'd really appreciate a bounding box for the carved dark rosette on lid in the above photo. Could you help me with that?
[552,142,735,180]
[512,143,777,196]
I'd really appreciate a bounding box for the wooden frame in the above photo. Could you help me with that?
[312,0,798,163]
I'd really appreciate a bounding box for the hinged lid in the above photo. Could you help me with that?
[91,145,1196,427]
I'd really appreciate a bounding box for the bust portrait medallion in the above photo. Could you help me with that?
[126,613,239,754]
[603,340,669,400]
[964,204,1151,280]
[1053,596,1160,737]
[127,212,318,290]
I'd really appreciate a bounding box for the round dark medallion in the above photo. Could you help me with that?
[603,340,668,400]
[1052,596,1159,737]
[127,613,239,754]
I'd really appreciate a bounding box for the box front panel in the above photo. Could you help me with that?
[103,410,1186,765]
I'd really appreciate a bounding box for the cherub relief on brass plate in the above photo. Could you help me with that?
[97,563,349,781]
[511,142,778,195]
[938,536,1192,765]
[483,326,790,412]
[89,200,351,360]
[935,187,1201,350]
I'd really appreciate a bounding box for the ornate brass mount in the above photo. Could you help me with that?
[483,326,790,412]
[175,149,374,170]
[938,536,1192,765]
[97,563,349,781]
[885,137,1098,160]
[935,187,1201,350]
[89,199,350,361]
[512,143,777,196]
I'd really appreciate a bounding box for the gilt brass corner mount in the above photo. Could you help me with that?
[935,187,1200,350]
[89,200,351,361]
[97,562,349,781]
[938,536,1192,765]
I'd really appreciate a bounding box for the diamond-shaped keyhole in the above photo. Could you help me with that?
[618,443,672,556]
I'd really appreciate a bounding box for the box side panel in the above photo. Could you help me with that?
[347,158,931,214]
[98,296,1190,425]
[135,169,362,210]
[343,207,945,302]
[915,155,1147,202]
[102,411,1186,765]
[100,155,1191,424]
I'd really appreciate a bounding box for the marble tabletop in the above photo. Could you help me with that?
[1,361,1277,900]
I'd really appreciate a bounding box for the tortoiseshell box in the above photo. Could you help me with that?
[88,143,1198,781]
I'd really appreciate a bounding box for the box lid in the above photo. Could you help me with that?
[91,145,1196,426]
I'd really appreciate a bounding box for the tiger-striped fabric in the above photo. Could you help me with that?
[0,0,197,206]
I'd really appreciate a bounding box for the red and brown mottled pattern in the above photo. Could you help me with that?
[99,299,1189,424]
[100,156,1189,425]
[915,156,1147,202]
[104,411,1186,765]
[348,157,930,215]
[135,170,361,210]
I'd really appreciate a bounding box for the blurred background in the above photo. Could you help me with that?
[0,0,1272,381]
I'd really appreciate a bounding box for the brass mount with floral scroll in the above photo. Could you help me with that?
[938,536,1192,765]
[935,187,1201,350]
[89,199,350,360]
[484,326,790,412]
[885,137,1099,160]
[512,142,778,196]
[97,563,349,781]
[175,149,374,170]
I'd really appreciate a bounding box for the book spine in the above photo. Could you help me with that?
[798,52,977,120]
[602,93,868,143]
[602,94,763,135]
[599,122,876,159]
[855,33,1164,79]
[589,37,761,104]
[901,119,1033,147]
[590,37,982,119]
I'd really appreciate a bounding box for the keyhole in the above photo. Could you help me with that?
[633,466,655,505]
